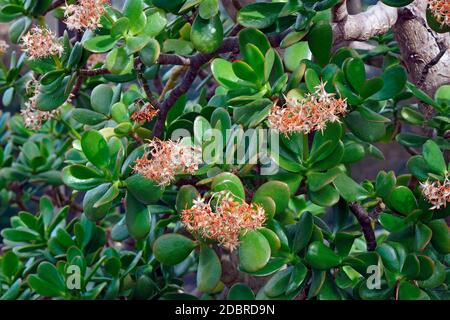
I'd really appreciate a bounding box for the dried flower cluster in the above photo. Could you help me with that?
[420,174,450,210]
[181,192,266,250]
[0,40,9,55]
[21,82,58,130]
[428,0,450,27]
[133,139,202,186]
[21,27,63,60]
[131,103,159,123]
[268,81,347,134]
[65,0,109,31]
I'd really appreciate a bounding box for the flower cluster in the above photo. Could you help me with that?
[131,102,159,123]
[133,139,202,186]
[0,40,9,55]
[21,27,63,60]
[268,81,347,134]
[21,82,58,130]
[181,192,266,250]
[65,0,109,31]
[428,0,450,27]
[420,174,450,210]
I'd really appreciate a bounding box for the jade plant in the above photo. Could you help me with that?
[0,0,449,301]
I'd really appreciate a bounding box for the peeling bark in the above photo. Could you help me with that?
[332,0,449,96]
[394,0,450,95]
[332,1,398,42]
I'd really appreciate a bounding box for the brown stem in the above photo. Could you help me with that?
[349,202,377,251]
[70,73,84,99]
[157,53,191,66]
[79,68,110,76]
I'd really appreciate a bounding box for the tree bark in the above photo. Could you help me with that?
[393,0,450,95]
[333,0,450,96]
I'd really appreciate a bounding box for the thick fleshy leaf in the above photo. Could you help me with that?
[239,230,271,272]
[152,234,197,265]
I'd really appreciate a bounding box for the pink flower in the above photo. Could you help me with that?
[181,192,266,250]
[21,27,63,60]
[131,103,159,123]
[268,81,347,134]
[21,82,58,130]
[420,174,450,210]
[65,0,109,31]
[133,139,202,186]
[428,0,450,27]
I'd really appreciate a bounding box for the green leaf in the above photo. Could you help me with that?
[123,0,145,34]
[94,183,119,208]
[400,106,424,125]
[371,65,407,100]
[152,233,197,265]
[238,28,270,56]
[332,174,368,202]
[263,267,292,298]
[308,184,340,207]
[111,17,129,37]
[237,2,284,29]
[143,10,167,37]
[106,47,133,75]
[125,174,164,205]
[308,269,326,298]
[345,110,386,142]
[239,230,271,273]
[428,219,450,254]
[199,0,218,19]
[286,262,308,294]
[253,181,290,215]
[283,42,311,72]
[9,17,31,44]
[83,183,112,221]
[232,60,259,84]
[305,68,320,93]
[389,186,417,215]
[28,275,64,298]
[227,283,255,300]
[197,245,222,293]
[343,57,366,93]
[84,35,118,53]
[422,140,446,175]
[259,227,281,255]
[415,222,432,252]
[125,192,151,240]
[292,212,314,253]
[360,77,384,99]
[307,167,343,192]
[379,213,408,232]
[305,241,342,270]
[398,281,430,300]
[211,172,245,200]
[37,262,66,293]
[139,39,160,67]
[72,109,107,125]
[376,242,406,272]
[211,58,241,89]
[81,130,110,168]
[91,84,113,114]
[308,21,332,67]
[190,14,223,54]
[2,251,19,278]
[396,133,428,148]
